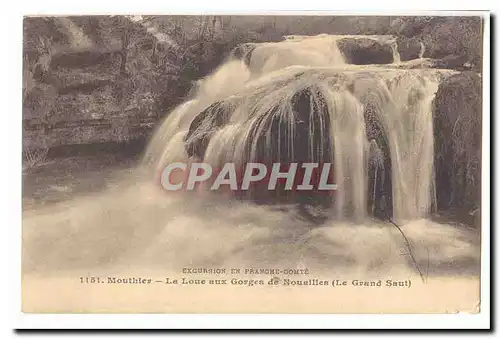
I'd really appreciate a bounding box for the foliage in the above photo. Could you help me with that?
[433,72,482,215]
[23,15,484,150]
[389,16,483,70]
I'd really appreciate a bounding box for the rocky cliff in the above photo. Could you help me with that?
[23,16,484,159]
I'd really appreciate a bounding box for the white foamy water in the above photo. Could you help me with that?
[23,34,479,287]
[22,174,480,279]
[144,51,453,221]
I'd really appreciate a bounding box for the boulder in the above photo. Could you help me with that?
[391,56,474,71]
[184,87,335,207]
[183,68,482,224]
[337,38,394,65]
[396,36,423,61]
[184,81,391,216]
[50,49,120,69]
[390,16,483,72]
[432,72,482,222]
[230,43,256,67]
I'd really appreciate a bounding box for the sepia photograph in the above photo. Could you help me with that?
[20,12,488,318]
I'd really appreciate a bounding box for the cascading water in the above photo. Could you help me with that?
[391,41,402,63]
[419,41,426,59]
[382,73,439,221]
[22,33,480,293]
[143,34,448,222]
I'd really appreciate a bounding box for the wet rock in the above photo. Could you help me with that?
[230,43,256,67]
[337,38,394,65]
[396,36,423,61]
[50,49,120,69]
[363,106,393,219]
[184,101,229,159]
[184,85,393,216]
[433,55,473,70]
[390,16,482,72]
[184,88,335,207]
[432,72,481,220]
[392,56,473,71]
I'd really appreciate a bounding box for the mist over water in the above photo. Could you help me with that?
[23,34,479,278]
[23,175,479,278]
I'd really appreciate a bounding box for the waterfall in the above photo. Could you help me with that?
[142,59,252,169]
[248,35,347,75]
[22,32,481,286]
[419,42,426,59]
[143,34,449,222]
[391,41,401,64]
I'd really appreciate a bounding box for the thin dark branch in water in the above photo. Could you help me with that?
[425,247,430,283]
[386,214,426,283]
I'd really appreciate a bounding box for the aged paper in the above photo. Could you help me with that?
[22,14,486,316]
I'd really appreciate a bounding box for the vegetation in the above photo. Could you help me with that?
[433,72,482,221]
[22,15,484,225]
[23,15,483,153]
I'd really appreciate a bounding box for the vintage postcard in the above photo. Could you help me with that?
[21,13,488,319]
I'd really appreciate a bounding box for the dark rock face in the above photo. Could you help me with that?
[23,17,164,153]
[337,38,394,65]
[230,43,256,67]
[184,85,393,218]
[432,72,481,222]
[50,49,120,70]
[396,36,423,61]
[185,101,229,159]
[432,55,472,71]
[391,57,475,71]
[185,88,335,208]
[363,104,393,220]
[390,16,483,72]
[184,70,483,224]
